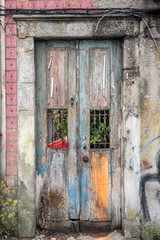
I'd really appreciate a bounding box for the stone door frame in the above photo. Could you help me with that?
[14,15,141,237]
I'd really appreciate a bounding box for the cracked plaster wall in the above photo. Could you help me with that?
[122,19,160,239]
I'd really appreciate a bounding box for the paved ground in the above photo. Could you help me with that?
[33,230,125,240]
[8,230,140,240]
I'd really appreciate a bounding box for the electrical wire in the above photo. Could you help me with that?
[0,5,159,54]
[141,17,160,55]
[0,7,145,16]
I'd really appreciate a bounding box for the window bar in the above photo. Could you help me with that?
[94,110,96,149]
[51,111,54,148]
[99,110,101,148]
[104,110,107,148]
[61,110,64,146]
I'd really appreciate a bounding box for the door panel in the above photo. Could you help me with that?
[36,39,121,229]
[89,48,111,108]
[47,41,80,221]
[79,40,112,221]
[48,48,68,108]
[79,46,90,221]
[67,44,80,220]
[91,151,111,221]
[48,149,69,221]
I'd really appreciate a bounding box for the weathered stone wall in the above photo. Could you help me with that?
[122,18,160,239]
[139,23,160,239]
[1,0,160,238]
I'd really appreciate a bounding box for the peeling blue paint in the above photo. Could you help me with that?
[69,176,80,219]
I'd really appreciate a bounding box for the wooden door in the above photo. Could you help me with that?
[35,40,121,230]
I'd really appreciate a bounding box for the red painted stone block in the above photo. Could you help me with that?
[6,59,17,71]
[41,1,51,9]
[6,117,18,129]
[6,83,17,94]
[6,48,17,59]
[7,175,18,187]
[6,129,18,140]
[5,1,17,9]
[28,1,41,9]
[6,36,17,48]
[55,1,64,8]
[87,0,94,8]
[6,24,17,36]
[64,0,75,8]
[45,1,56,9]
[6,95,17,105]
[47,0,63,8]
[7,163,18,175]
[6,140,18,152]
[17,1,29,9]
[6,71,17,82]
[6,106,17,116]
[75,0,87,8]
[5,16,16,25]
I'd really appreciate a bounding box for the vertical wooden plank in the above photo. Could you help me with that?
[35,41,47,178]
[47,40,79,222]
[89,48,111,109]
[79,40,118,225]
[48,149,69,221]
[91,151,111,221]
[35,41,48,228]
[68,42,80,219]
[48,48,67,108]
[110,40,122,228]
[79,41,91,220]
[36,40,77,226]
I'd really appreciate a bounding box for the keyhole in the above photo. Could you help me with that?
[83,145,87,150]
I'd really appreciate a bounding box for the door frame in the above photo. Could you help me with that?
[15,15,141,237]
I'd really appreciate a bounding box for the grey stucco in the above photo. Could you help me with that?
[14,12,160,239]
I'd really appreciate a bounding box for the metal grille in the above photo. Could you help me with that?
[48,109,68,148]
[90,110,110,149]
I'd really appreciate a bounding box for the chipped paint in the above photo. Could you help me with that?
[35,40,121,227]
[91,152,111,221]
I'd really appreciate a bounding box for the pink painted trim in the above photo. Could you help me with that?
[6,117,18,129]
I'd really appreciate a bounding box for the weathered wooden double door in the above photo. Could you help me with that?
[36,40,121,230]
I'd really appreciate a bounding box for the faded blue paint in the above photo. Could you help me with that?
[69,176,80,219]
[110,41,121,150]
[51,153,63,169]
[36,39,121,222]
[80,168,89,209]
[79,43,90,219]
[67,41,80,219]
[79,40,121,220]
[35,41,48,178]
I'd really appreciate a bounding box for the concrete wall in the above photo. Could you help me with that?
[122,18,160,239]
[123,33,160,240]
[0,0,160,239]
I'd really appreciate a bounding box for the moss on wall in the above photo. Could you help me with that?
[141,222,160,240]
